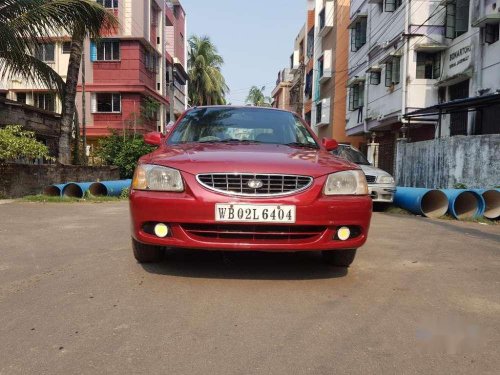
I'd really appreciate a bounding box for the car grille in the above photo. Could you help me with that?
[196,173,313,196]
[365,175,376,183]
[181,224,326,241]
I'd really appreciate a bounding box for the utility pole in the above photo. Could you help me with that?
[168,65,176,124]
[82,49,87,165]
[297,61,305,116]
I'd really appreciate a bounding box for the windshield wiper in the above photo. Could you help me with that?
[217,139,262,143]
[284,142,319,149]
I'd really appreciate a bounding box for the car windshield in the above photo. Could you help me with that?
[333,145,371,165]
[167,107,319,148]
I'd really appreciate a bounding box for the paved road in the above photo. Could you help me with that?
[0,201,499,375]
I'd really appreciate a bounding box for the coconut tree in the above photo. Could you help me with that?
[245,86,272,107]
[188,35,228,106]
[0,0,118,164]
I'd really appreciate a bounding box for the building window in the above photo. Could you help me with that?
[34,93,55,112]
[16,92,27,104]
[385,0,403,12]
[385,57,401,86]
[62,42,72,54]
[97,0,118,9]
[96,93,121,113]
[445,0,470,39]
[306,27,315,58]
[144,50,158,73]
[485,24,499,44]
[304,111,312,125]
[350,18,367,52]
[438,87,446,103]
[449,79,469,136]
[96,40,120,61]
[318,56,324,78]
[319,8,326,30]
[305,70,313,99]
[316,102,322,124]
[349,84,364,111]
[416,52,441,79]
[370,71,381,85]
[35,43,55,62]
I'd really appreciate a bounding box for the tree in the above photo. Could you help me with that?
[95,132,154,179]
[0,125,53,162]
[188,35,229,106]
[0,0,118,164]
[245,86,272,107]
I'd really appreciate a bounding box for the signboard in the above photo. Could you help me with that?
[441,40,474,81]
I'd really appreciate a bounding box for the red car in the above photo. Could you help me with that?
[130,106,372,267]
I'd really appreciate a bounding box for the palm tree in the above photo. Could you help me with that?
[246,86,272,107]
[188,35,228,106]
[0,0,118,164]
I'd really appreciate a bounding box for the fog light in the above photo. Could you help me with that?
[337,227,351,241]
[154,223,169,238]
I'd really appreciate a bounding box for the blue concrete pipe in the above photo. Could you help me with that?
[62,182,93,198]
[393,187,449,218]
[472,189,500,219]
[43,184,68,197]
[441,189,485,219]
[88,179,132,197]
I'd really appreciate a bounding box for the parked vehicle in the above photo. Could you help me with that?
[129,106,372,267]
[332,144,396,203]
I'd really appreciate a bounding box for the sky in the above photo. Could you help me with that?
[181,0,307,105]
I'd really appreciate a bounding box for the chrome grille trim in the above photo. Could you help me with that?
[196,173,313,197]
[365,175,376,183]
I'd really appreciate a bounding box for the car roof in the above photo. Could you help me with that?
[186,105,295,115]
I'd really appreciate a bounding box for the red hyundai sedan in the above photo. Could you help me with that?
[130,106,372,267]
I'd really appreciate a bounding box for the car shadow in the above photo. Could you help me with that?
[140,249,348,280]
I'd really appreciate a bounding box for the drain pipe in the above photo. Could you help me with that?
[400,0,411,129]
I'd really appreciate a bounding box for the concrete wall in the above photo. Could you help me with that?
[395,135,500,189]
[0,98,60,157]
[0,163,120,198]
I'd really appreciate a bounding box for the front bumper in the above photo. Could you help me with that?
[130,173,372,252]
[368,184,396,203]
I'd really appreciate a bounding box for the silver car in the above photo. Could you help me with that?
[333,144,396,203]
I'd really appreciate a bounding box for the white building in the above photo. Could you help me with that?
[346,0,500,174]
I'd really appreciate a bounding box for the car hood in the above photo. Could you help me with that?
[143,143,357,177]
[358,164,392,177]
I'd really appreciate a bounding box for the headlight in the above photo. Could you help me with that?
[378,175,395,184]
[323,170,368,195]
[132,164,184,192]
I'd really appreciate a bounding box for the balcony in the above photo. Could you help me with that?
[318,1,334,38]
[318,50,332,84]
[315,98,331,127]
[472,3,500,27]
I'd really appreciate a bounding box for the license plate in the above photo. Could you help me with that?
[215,204,296,223]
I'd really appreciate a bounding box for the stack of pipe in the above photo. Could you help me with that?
[394,187,499,220]
[393,187,449,218]
[44,180,131,198]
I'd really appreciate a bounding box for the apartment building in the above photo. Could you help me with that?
[276,0,362,145]
[346,0,500,174]
[165,0,188,119]
[271,69,294,112]
[289,25,306,115]
[1,0,188,152]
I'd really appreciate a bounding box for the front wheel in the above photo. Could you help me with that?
[132,238,164,263]
[321,249,357,267]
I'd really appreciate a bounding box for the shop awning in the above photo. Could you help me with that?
[404,93,500,119]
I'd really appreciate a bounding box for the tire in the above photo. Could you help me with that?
[321,249,357,267]
[132,238,164,263]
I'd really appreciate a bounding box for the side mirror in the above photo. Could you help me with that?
[322,138,339,151]
[144,131,163,146]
